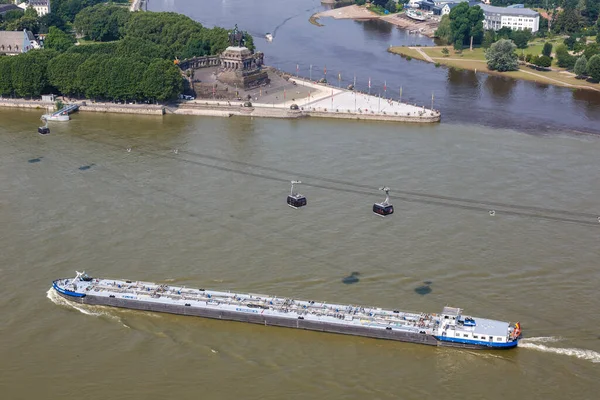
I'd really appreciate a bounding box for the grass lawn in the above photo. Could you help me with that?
[388,45,600,92]
[388,47,428,61]
[423,46,487,60]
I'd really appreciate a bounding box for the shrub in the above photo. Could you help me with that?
[542,42,552,57]
[485,39,518,72]
[574,55,588,77]
[587,54,600,81]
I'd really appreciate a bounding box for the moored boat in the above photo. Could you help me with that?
[406,9,426,21]
[52,272,522,349]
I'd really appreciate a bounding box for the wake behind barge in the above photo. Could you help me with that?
[53,272,521,349]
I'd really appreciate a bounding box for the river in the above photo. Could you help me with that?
[1,1,599,399]
[148,0,600,135]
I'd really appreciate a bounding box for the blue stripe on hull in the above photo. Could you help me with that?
[52,281,86,298]
[435,336,518,349]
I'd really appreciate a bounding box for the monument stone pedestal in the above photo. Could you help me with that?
[217,46,270,90]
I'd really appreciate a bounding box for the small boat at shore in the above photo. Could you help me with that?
[52,271,522,349]
[265,33,273,41]
[406,9,426,21]
[42,112,70,122]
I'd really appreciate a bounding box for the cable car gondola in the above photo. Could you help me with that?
[38,116,50,135]
[373,186,393,217]
[287,180,307,209]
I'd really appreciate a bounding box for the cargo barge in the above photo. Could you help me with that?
[53,272,522,349]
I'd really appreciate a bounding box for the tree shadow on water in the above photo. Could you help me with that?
[414,281,432,296]
[342,272,360,285]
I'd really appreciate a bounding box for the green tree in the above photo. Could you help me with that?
[74,4,130,42]
[141,59,183,101]
[581,0,599,26]
[583,43,599,60]
[10,49,56,97]
[45,26,75,52]
[482,30,496,49]
[587,54,600,81]
[1,9,23,23]
[105,57,147,101]
[485,38,518,72]
[180,38,211,59]
[434,15,452,44]
[553,8,582,35]
[0,56,14,96]
[496,27,512,40]
[542,42,553,57]
[115,37,172,60]
[51,0,128,23]
[47,52,86,96]
[555,44,576,68]
[564,35,576,50]
[449,4,484,46]
[532,55,552,68]
[510,29,532,49]
[38,12,67,34]
[5,14,39,33]
[441,47,449,57]
[385,0,396,13]
[574,55,588,76]
[454,39,463,51]
[75,54,107,99]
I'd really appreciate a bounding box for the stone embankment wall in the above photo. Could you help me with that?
[177,101,440,123]
[79,103,164,115]
[0,100,56,111]
[0,99,164,115]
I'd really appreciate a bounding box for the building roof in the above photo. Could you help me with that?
[29,0,50,5]
[0,4,21,14]
[0,31,25,53]
[479,4,539,16]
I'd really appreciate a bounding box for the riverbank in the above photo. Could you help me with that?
[311,5,439,37]
[0,99,165,115]
[178,76,440,123]
[0,78,440,123]
[388,46,600,92]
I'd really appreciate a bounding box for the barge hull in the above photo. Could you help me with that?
[59,292,438,345]
[57,291,486,348]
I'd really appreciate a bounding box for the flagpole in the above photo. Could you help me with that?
[354,75,356,113]
[309,64,312,82]
[431,91,434,111]
[400,86,402,103]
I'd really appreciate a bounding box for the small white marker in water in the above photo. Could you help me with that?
[174,149,179,154]
[127,148,131,153]
[489,210,496,216]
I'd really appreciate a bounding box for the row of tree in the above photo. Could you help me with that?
[0,49,183,101]
[1,3,259,101]
[71,6,254,58]
[485,39,600,82]
[435,4,485,49]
